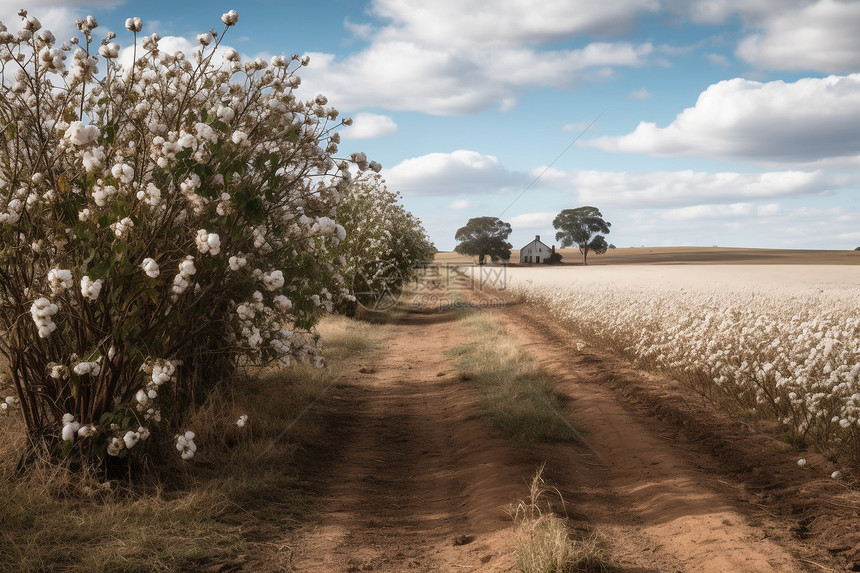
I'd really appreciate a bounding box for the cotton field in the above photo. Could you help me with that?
[504,265,860,463]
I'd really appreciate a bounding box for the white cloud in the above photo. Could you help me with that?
[371,0,660,48]
[449,199,473,210]
[736,0,860,72]
[341,113,398,139]
[384,150,529,196]
[298,0,655,115]
[1,1,126,46]
[301,40,652,115]
[661,202,782,221]
[584,74,860,164]
[543,169,851,207]
[676,0,812,24]
[706,53,730,66]
[509,212,556,228]
[627,88,652,100]
[614,202,859,249]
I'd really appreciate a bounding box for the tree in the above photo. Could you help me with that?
[553,207,612,265]
[454,217,512,265]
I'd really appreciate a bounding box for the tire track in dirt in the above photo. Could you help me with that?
[494,300,845,573]
[286,308,534,572]
[280,274,851,572]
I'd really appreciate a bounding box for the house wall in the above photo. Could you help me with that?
[519,239,551,263]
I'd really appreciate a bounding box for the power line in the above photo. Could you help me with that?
[497,108,606,218]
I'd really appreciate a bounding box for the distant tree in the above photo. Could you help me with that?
[545,251,563,265]
[553,206,612,265]
[608,244,616,249]
[454,216,512,265]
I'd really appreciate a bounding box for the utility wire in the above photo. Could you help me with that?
[498,108,606,218]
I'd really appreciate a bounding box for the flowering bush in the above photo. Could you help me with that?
[0,10,370,468]
[334,171,435,314]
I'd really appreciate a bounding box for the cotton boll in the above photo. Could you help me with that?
[125,17,142,32]
[107,437,123,456]
[141,257,159,278]
[62,421,80,442]
[123,431,140,449]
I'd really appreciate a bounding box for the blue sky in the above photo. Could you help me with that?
[7,0,860,251]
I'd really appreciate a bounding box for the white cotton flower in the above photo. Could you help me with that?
[216,105,235,122]
[236,414,248,427]
[82,146,104,173]
[73,361,101,377]
[110,216,134,238]
[178,256,197,277]
[110,162,134,184]
[62,420,80,442]
[123,430,140,449]
[231,130,247,145]
[262,269,284,291]
[195,229,221,256]
[62,413,75,425]
[831,470,842,479]
[141,257,159,278]
[176,430,197,460]
[797,458,807,467]
[47,268,73,294]
[221,10,238,25]
[49,364,69,379]
[125,17,142,32]
[98,42,119,59]
[80,276,103,301]
[274,295,292,310]
[137,182,162,206]
[107,437,124,456]
[78,424,96,438]
[63,121,99,146]
[30,297,59,338]
[228,255,247,271]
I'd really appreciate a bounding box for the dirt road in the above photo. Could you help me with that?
[281,288,858,571]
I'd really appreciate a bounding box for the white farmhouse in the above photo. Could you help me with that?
[519,235,554,263]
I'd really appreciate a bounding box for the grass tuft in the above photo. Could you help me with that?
[447,313,581,445]
[509,464,614,573]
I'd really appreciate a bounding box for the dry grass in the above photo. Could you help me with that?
[509,464,614,573]
[0,313,391,572]
[447,313,581,445]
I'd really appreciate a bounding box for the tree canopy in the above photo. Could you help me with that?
[454,216,512,265]
[553,207,612,265]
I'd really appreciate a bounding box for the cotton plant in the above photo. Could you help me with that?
[332,171,435,315]
[0,9,380,469]
[508,279,860,464]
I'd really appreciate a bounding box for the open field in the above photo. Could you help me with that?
[504,262,860,467]
[435,245,860,266]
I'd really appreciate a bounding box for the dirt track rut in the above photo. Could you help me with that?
[282,289,848,572]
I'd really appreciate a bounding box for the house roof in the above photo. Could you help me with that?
[520,235,551,250]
